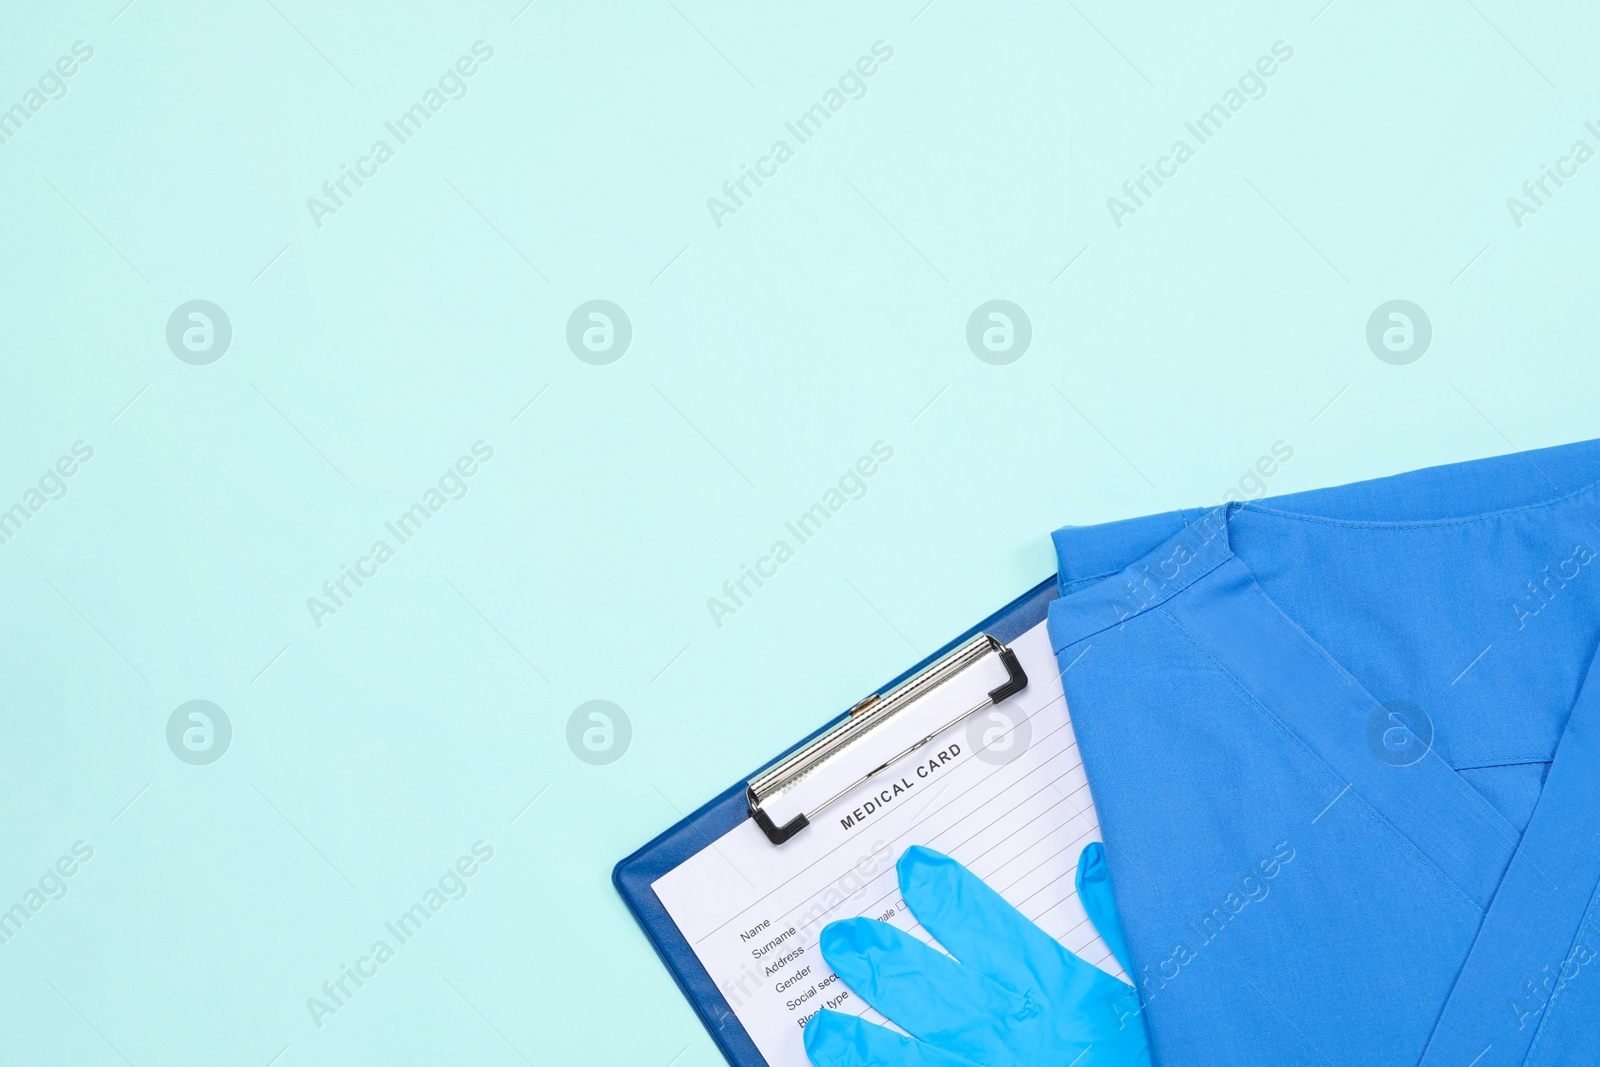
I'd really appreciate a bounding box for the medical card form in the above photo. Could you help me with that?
[651,623,1125,1067]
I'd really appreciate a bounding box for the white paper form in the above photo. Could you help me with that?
[652,622,1126,1067]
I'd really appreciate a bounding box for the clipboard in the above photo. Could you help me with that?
[612,576,1061,1067]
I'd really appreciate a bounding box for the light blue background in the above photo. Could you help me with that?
[3,0,1597,1063]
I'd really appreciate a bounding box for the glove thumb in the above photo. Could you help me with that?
[1075,841,1133,977]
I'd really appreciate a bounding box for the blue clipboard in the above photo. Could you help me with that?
[612,576,1061,1067]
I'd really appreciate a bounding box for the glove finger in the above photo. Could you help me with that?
[897,845,1120,1003]
[1075,841,1134,977]
[818,916,1026,1062]
[803,1010,981,1067]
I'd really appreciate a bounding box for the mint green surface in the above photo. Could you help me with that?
[2,2,1596,1064]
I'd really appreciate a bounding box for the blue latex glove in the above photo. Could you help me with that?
[803,843,1150,1067]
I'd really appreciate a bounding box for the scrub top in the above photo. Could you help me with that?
[1047,439,1600,1067]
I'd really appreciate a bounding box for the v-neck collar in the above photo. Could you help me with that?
[1418,640,1600,1066]
[1169,507,1521,908]
[1049,505,1522,904]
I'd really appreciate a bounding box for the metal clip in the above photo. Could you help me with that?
[746,634,1027,845]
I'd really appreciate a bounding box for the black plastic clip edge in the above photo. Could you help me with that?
[986,647,1027,704]
[751,807,808,845]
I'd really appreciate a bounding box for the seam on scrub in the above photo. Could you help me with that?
[1523,874,1600,1065]
[1060,567,1122,593]
[1238,476,1600,531]
[1450,755,1556,770]
[1154,605,1488,917]
[1056,509,1211,592]
[1049,552,1234,656]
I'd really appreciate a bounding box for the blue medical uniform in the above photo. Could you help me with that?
[1047,440,1600,1066]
